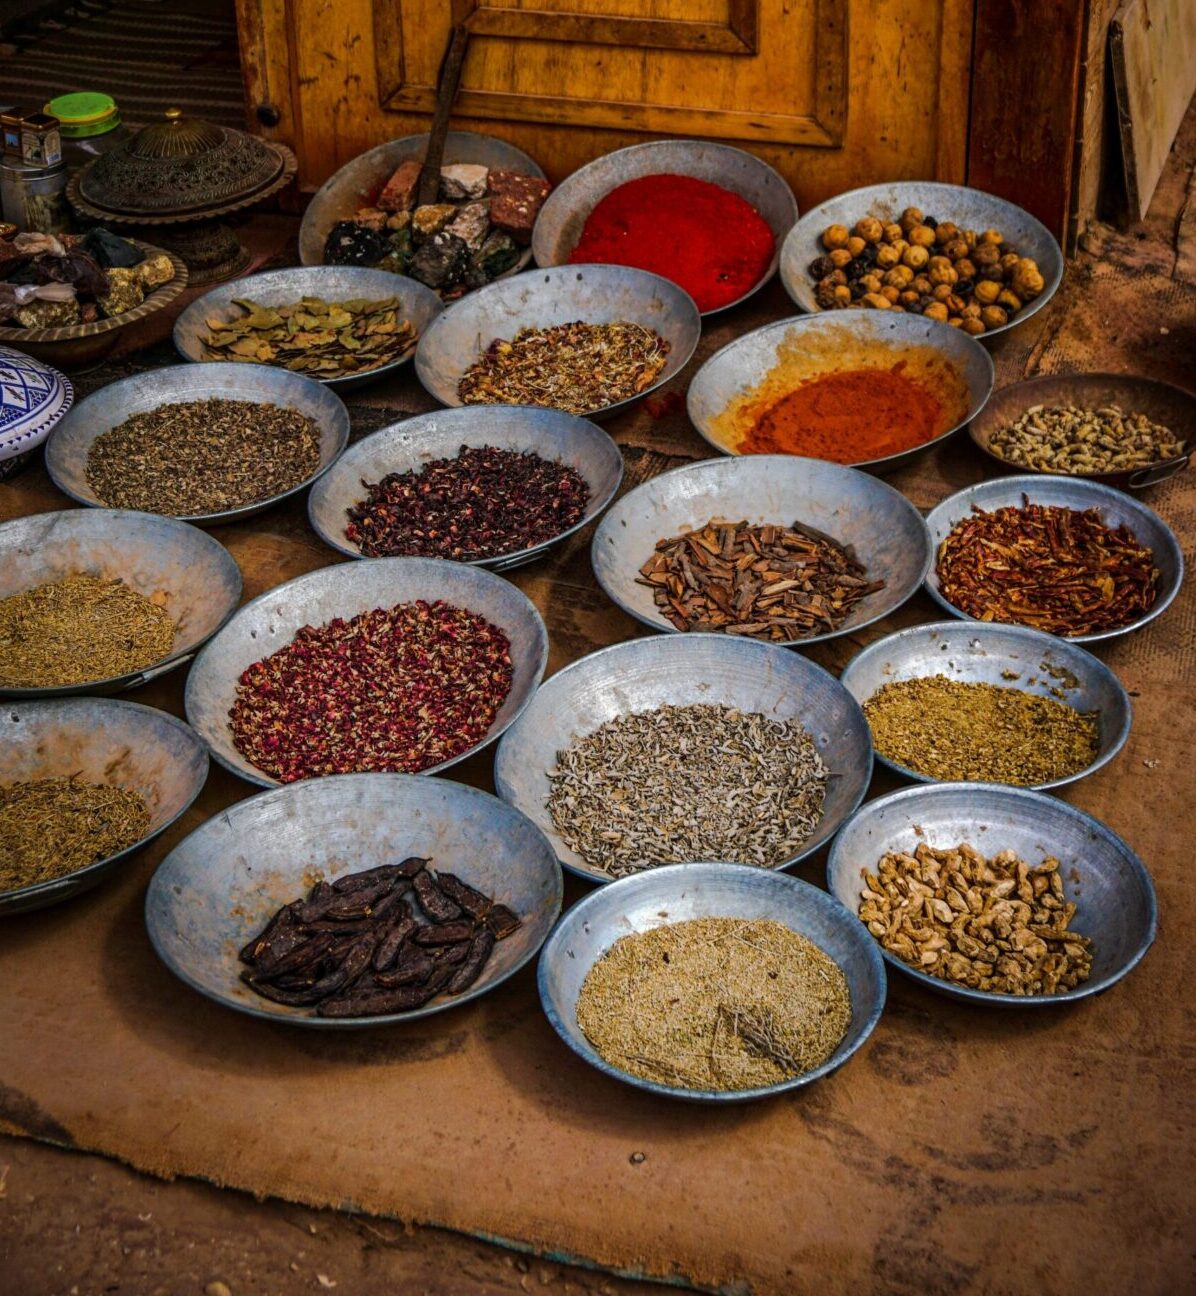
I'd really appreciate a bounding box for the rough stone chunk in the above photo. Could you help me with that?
[445,200,490,250]
[411,203,457,242]
[440,163,489,201]
[350,206,389,231]
[465,230,519,287]
[375,227,413,275]
[14,298,81,328]
[487,171,551,246]
[134,253,176,289]
[96,267,144,318]
[377,160,423,213]
[408,231,469,290]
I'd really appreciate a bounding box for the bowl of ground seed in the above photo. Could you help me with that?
[538,861,886,1100]
[45,361,350,525]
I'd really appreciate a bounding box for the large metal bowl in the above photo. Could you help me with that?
[538,861,885,1101]
[591,455,931,648]
[172,265,444,392]
[308,405,624,571]
[0,508,242,699]
[299,130,546,279]
[45,361,351,526]
[493,633,873,884]
[968,372,1193,491]
[1,699,208,917]
[146,773,563,1028]
[826,782,1157,1006]
[414,264,701,420]
[924,475,1184,644]
[839,621,1132,791]
[185,556,549,789]
[531,140,798,316]
[779,181,1064,340]
[687,312,994,472]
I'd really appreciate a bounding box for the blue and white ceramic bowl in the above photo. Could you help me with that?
[0,345,73,478]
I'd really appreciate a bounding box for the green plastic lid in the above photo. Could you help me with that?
[46,92,120,138]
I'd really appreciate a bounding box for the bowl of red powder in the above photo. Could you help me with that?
[532,141,797,315]
[687,312,994,473]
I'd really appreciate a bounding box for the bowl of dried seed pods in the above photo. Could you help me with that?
[826,782,1157,1005]
[839,621,1132,792]
[538,861,885,1100]
[924,475,1184,643]
[968,372,1192,490]
[494,633,873,884]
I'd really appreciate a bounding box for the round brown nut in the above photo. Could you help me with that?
[832,284,853,307]
[961,317,987,335]
[929,263,958,287]
[847,235,867,258]
[996,288,1023,313]
[1000,252,1021,274]
[884,265,914,288]
[973,244,1001,267]
[829,248,854,268]
[911,274,932,295]
[899,289,921,307]
[932,283,954,301]
[883,221,904,244]
[855,216,884,243]
[909,225,937,248]
[902,244,930,270]
[980,227,1004,246]
[923,301,950,322]
[935,221,960,244]
[880,285,901,303]
[944,238,970,261]
[955,257,977,281]
[981,304,1009,329]
[974,279,1002,305]
[900,206,924,232]
[822,223,850,249]
[860,291,891,309]
[875,244,900,269]
[859,272,883,294]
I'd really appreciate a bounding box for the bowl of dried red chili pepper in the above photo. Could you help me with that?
[925,476,1183,643]
[184,557,549,788]
[307,405,624,571]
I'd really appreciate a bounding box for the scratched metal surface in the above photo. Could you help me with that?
[590,454,932,647]
[0,508,243,698]
[493,632,873,884]
[538,861,886,1101]
[145,772,563,1028]
[307,404,624,570]
[0,698,208,916]
[825,782,1158,1007]
[185,555,549,788]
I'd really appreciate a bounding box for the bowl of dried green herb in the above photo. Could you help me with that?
[1,698,208,916]
[0,508,242,698]
[494,633,873,884]
[840,621,1132,791]
[538,861,885,1100]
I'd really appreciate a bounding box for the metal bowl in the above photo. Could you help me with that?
[968,372,1193,491]
[45,361,351,526]
[493,633,873,884]
[924,475,1184,644]
[779,181,1064,340]
[145,772,563,1028]
[185,556,549,789]
[538,861,885,1101]
[839,621,1132,791]
[687,312,994,472]
[1,699,208,916]
[826,782,1157,1006]
[414,264,701,420]
[308,405,624,571]
[591,455,931,648]
[172,265,444,392]
[299,130,546,280]
[0,508,242,699]
[531,140,798,316]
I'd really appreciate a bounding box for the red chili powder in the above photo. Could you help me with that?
[738,365,945,462]
[568,174,775,312]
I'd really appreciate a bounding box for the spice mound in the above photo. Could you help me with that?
[203,296,417,378]
[457,321,670,415]
[859,842,1093,995]
[936,500,1160,637]
[987,403,1185,475]
[239,858,521,1017]
[638,517,884,641]
[576,917,851,1091]
[85,398,323,517]
[0,776,151,894]
[547,703,828,877]
[0,573,175,688]
[863,676,1100,785]
[346,444,591,561]
[568,174,776,312]
[229,599,513,783]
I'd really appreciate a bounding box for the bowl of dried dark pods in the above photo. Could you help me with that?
[146,773,563,1027]
[826,782,1157,1006]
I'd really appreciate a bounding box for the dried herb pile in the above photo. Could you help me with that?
[638,518,884,641]
[547,703,828,877]
[229,600,513,783]
[988,403,1185,475]
[346,445,591,560]
[0,776,150,893]
[203,296,417,378]
[863,676,1100,785]
[458,321,670,414]
[576,917,851,1091]
[937,501,1160,636]
[0,574,175,688]
[239,857,521,1018]
[86,398,323,516]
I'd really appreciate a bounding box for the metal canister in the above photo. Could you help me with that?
[19,112,62,168]
[0,158,69,233]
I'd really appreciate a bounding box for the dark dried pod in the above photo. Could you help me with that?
[413,920,475,946]
[448,928,496,994]
[435,872,493,920]
[484,904,521,939]
[374,949,435,987]
[413,870,463,922]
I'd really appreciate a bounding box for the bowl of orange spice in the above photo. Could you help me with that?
[687,312,993,473]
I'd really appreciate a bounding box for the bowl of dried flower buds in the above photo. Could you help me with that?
[827,782,1157,1005]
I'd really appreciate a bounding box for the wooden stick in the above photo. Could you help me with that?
[418,24,471,208]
